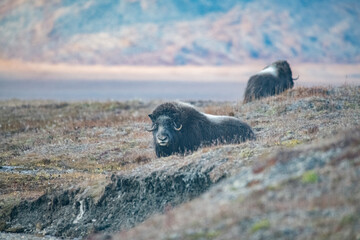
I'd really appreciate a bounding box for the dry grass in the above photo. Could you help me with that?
[114,127,360,240]
[0,100,157,220]
[0,85,359,238]
[202,104,236,116]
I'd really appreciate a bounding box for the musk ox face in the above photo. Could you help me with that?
[147,114,183,157]
[272,60,294,87]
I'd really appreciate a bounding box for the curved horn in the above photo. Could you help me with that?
[292,75,299,80]
[173,124,182,131]
[146,124,157,132]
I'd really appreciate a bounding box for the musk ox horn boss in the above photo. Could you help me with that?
[147,102,256,157]
[244,60,298,103]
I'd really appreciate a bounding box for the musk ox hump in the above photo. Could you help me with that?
[258,65,278,77]
[203,113,229,124]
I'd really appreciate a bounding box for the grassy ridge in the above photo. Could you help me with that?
[0,86,359,239]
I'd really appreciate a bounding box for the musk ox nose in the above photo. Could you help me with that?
[158,135,168,141]
[157,134,169,146]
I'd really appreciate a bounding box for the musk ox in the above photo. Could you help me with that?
[243,60,298,103]
[147,102,255,157]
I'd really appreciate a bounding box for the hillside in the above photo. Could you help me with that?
[0,0,359,65]
[0,85,359,239]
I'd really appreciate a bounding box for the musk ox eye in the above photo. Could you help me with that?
[146,123,158,132]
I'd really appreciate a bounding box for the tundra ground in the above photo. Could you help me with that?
[0,86,359,239]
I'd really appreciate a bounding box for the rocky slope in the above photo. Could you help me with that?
[112,127,360,240]
[0,86,359,239]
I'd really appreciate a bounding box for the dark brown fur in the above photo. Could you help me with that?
[148,102,255,157]
[244,60,297,103]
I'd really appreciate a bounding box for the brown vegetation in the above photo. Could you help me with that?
[0,85,359,239]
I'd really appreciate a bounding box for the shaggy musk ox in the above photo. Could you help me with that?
[147,102,255,157]
[244,60,298,103]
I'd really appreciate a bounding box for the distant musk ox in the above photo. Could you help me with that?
[147,102,255,157]
[244,60,298,103]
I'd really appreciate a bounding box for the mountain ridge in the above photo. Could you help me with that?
[0,0,359,65]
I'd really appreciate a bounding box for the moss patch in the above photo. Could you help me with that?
[281,139,303,147]
[239,148,254,158]
[301,170,318,184]
[250,219,270,233]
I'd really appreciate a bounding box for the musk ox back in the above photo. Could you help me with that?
[244,60,298,103]
[147,102,255,157]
